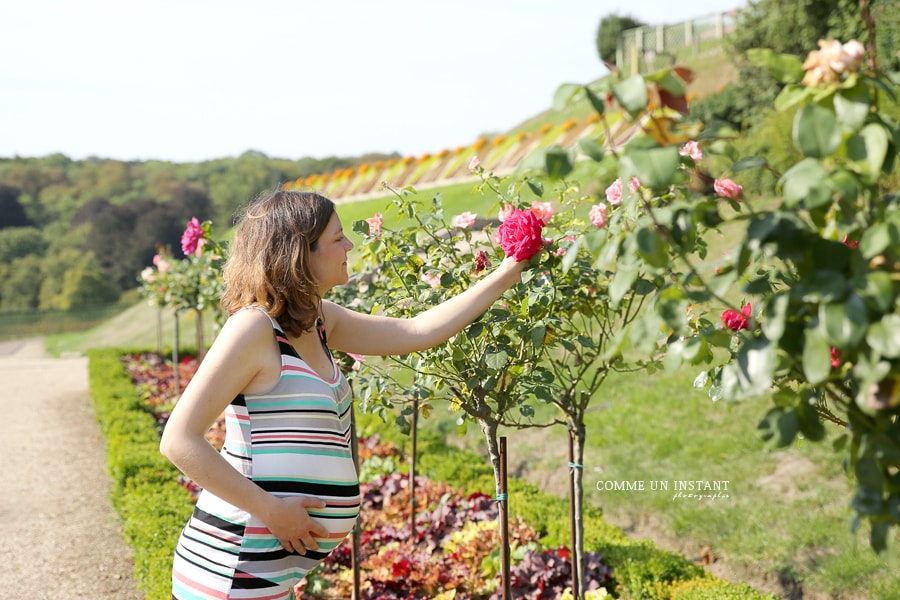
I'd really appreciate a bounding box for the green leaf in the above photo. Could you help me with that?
[779,158,829,208]
[774,84,812,112]
[352,219,370,235]
[866,315,900,358]
[530,326,546,349]
[635,227,668,268]
[834,82,871,130]
[578,136,606,162]
[693,370,709,389]
[845,123,890,182]
[526,179,544,197]
[761,292,789,342]
[757,407,799,447]
[720,338,776,400]
[609,265,639,305]
[613,75,649,117]
[621,144,680,190]
[560,236,583,273]
[792,270,848,303]
[821,294,869,348]
[793,104,841,158]
[584,85,606,116]
[544,145,575,179]
[552,83,582,111]
[859,222,892,259]
[802,327,832,385]
[796,400,826,442]
[747,48,804,83]
[862,270,895,313]
[484,351,509,370]
[732,156,767,172]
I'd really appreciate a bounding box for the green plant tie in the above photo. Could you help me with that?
[495,493,508,503]
[568,462,584,469]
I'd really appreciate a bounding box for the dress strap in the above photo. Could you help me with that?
[243,305,281,331]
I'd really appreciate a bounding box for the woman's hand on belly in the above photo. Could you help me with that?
[260,494,329,555]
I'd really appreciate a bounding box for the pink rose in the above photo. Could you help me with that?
[529,201,554,225]
[628,176,641,194]
[366,213,383,234]
[679,141,702,161]
[554,235,577,257]
[181,217,205,256]
[152,253,170,272]
[498,204,516,222]
[451,211,477,229]
[841,234,858,249]
[830,346,841,369]
[473,250,491,273]
[589,203,608,229]
[346,352,365,371]
[421,272,441,288]
[605,179,623,205]
[468,156,481,172]
[714,178,743,201]
[498,209,544,261]
[721,303,751,331]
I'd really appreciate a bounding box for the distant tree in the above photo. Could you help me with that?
[1,254,43,312]
[0,227,47,263]
[0,185,34,229]
[596,13,646,65]
[55,253,120,309]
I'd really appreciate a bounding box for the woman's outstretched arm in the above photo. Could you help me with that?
[323,256,526,356]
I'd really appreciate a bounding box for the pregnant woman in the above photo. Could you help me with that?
[160,189,526,599]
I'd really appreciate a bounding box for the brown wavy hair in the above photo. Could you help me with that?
[221,189,336,337]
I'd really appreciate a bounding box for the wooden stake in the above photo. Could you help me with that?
[499,436,511,600]
[569,430,580,599]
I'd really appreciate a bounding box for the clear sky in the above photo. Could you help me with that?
[1,0,740,163]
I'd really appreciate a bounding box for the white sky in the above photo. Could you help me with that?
[0,0,739,163]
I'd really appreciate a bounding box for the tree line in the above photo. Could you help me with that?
[0,150,397,313]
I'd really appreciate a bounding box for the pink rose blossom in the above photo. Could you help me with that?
[679,141,702,161]
[830,346,841,369]
[498,209,545,261]
[181,217,205,256]
[468,156,481,172]
[529,201,554,225]
[605,179,623,205]
[451,211,477,229]
[841,234,858,249]
[589,203,608,229]
[498,204,516,222]
[152,254,170,272]
[554,235,577,257]
[721,303,752,331]
[421,272,441,288]
[628,177,641,194]
[346,352,365,371]
[714,178,743,201]
[366,213,383,234]
[473,250,491,273]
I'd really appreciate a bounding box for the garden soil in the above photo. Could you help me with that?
[0,338,144,600]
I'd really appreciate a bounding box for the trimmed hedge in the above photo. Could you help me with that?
[89,349,775,600]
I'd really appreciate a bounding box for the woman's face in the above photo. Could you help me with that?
[310,211,354,293]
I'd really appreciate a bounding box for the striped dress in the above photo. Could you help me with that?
[171,311,360,600]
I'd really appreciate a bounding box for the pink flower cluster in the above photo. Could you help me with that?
[802,39,865,87]
[605,177,641,206]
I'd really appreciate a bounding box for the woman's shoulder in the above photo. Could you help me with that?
[218,306,277,346]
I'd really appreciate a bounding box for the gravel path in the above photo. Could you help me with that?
[0,339,144,599]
